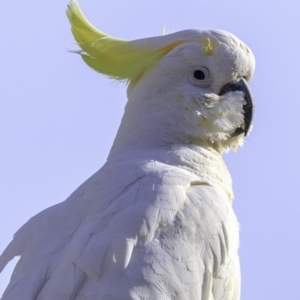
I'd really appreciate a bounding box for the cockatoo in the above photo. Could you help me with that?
[0,0,255,299]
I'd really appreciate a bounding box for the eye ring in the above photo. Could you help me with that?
[189,66,212,87]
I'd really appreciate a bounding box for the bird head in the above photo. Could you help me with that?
[67,0,255,153]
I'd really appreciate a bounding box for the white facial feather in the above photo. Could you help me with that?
[111,31,254,156]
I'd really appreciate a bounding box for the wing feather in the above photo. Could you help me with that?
[1,146,240,299]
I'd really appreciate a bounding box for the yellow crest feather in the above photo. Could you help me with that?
[66,0,187,84]
[201,38,215,56]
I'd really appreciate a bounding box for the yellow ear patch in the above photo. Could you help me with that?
[201,38,215,56]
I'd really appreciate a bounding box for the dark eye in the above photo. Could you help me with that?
[193,70,205,80]
[189,66,212,87]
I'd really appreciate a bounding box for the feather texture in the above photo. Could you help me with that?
[1,146,240,299]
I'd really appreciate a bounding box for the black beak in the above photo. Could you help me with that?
[219,78,254,136]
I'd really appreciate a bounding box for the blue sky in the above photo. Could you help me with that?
[1,0,300,298]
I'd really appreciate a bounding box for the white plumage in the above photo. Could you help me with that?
[0,1,255,299]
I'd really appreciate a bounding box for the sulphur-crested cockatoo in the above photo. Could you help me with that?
[0,1,255,299]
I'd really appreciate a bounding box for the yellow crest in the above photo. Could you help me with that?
[67,0,188,84]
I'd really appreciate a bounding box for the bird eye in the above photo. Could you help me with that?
[194,70,205,80]
[189,66,212,87]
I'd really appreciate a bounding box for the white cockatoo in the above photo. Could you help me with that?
[0,1,255,299]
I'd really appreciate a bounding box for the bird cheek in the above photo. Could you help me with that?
[203,93,220,108]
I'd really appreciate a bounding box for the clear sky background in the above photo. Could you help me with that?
[0,0,299,298]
